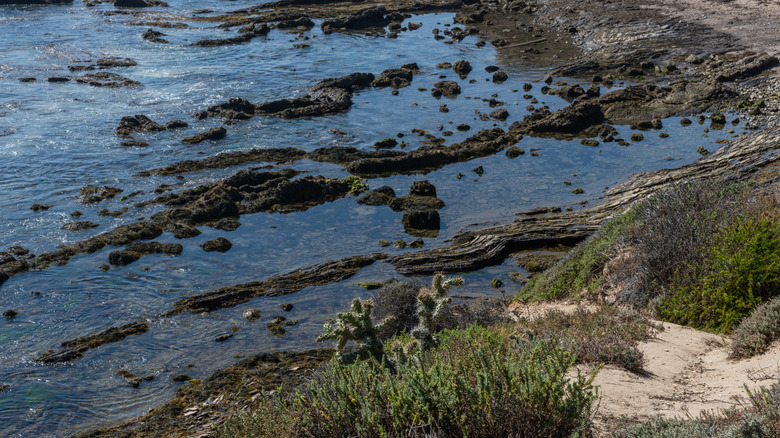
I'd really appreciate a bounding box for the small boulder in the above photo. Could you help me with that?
[201,237,232,252]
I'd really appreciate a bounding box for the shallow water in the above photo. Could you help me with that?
[0,2,741,436]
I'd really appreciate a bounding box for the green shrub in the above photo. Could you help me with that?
[657,217,780,332]
[519,207,641,301]
[731,296,780,358]
[230,326,598,438]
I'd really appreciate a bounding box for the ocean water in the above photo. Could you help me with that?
[0,1,739,436]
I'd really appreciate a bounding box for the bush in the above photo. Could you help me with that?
[657,217,780,332]
[519,306,658,371]
[227,326,599,438]
[731,296,780,358]
[371,279,425,339]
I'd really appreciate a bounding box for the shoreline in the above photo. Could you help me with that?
[4,0,780,435]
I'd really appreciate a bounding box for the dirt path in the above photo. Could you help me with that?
[589,321,780,435]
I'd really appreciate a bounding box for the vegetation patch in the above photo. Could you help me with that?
[730,296,780,358]
[517,306,659,371]
[224,326,598,438]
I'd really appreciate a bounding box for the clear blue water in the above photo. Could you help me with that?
[0,2,741,436]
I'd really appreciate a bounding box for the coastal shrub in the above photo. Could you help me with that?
[296,326,598,438]
[519,207,641,301]
[730,296,780,358]
[370,279,425,339]
[657,216,780,332]
[625,180,755,308]
[519,306,658,371]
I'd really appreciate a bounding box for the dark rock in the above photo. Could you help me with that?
[311,72,375,91]
[196,98,255,120]
[142,29,169,43]
[183,127,227,144]
[79,186,123,204]
[321,6,389,32]
[505,146,524,158]
[30,204,52,211]
[108,250,142,266]
[472,166,484,176]
[191,25,268,46]
[512,101,603,137]
[280,303,294,312]
[711,53,779,82]
[75,72,139,87]
[456,124,470,131]
[119,141,149,147]
[432,80,461,97]
[276,16,314,29]
[493,71,508,82]
[402,210,440,236]
[171,374,192,382]
[126,241,183,256]
[490,108,509,121]
[212,218,241,231]
[549,84,586,101]
[48,77,70,83]
[165,120,188,129]
[3,310,18,320]
[115,0,150,7]
[255,87,353,119]
[452,60,472,77]
[371,68,413,89]
[62,221,99,232]
[374,138,398,149]
[409,238,424,248]
[35,321,149,363]
[243,309,262,321]
[116,114,166,137]
[409,180,437,197]
[356,186,396,206]
[173,253,387,313]
[19,77,36,82]
[201,237,232,252]
[166,222,201,239]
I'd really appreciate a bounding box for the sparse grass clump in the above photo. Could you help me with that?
[730,296,780,358]
[518,306,659,371]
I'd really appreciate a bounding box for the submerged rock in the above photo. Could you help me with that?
[182,127,227,144]
[402,210,440,237]
[201,237,232,253]
[35,321,149,363]
[115,114,166,137]
[172,253,387,313]
[356,186,396,206]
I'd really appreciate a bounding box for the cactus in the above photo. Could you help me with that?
[317,298,394,363]
[411,273,464,351]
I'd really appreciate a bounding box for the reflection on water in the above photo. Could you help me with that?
[0,2,742,436]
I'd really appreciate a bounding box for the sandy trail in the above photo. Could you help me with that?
[587,321,780,435]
